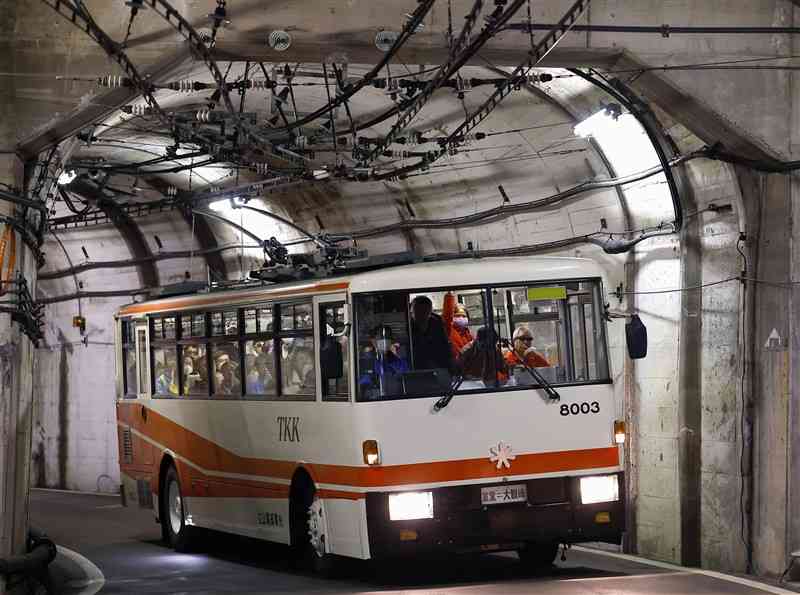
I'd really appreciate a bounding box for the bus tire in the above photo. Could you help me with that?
[291,482,336,576]
[517,541,559,570]
[162,464,196,552]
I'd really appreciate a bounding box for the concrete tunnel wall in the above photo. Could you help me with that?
[19,0,800,579]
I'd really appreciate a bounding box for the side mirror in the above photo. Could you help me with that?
[321,337,344,379]
[625,314,647,359]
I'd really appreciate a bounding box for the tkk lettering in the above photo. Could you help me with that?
[277,416,301,442]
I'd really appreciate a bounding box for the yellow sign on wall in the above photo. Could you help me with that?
[526,286,567,301]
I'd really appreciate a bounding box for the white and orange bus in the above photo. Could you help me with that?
[115,256,626,571]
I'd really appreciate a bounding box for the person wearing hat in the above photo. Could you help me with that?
[442,292,474,360]
[359,324,410,398]
[505,325,550,369]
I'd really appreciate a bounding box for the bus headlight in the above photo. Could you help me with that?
[363,440,380,465]
[388,491,433,521]
[579,475,619,505]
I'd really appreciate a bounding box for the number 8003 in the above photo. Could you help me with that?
[560,401,600,416]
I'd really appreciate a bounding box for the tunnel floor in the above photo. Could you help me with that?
[30,489,792,594]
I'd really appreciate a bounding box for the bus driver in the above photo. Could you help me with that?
[409,295,453,372]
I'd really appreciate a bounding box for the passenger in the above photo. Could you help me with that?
[155,362,178,395]
[458,327,509,385]
[410,295,453,371]
[217,361,240,395]
[505,326,550,369]
[442,293,474,359]
[359,325,410,397]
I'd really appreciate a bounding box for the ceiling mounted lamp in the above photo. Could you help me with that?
[57,170,77,186]
[374,30,400,52]
[268,30,292,52]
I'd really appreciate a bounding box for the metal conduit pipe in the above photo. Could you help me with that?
[38,243,263,280]
[504,22,800,35]
[348,158,690,239]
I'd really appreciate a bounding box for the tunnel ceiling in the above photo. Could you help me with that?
[6,0,788,297]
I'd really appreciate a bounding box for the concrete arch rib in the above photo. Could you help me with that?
[142,176,228,282]
[70,181,159,289]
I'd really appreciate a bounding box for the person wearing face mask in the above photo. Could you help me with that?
[359,325,409,398]
[442,293,474,359]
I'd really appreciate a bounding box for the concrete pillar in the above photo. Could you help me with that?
[750,173,791,577]
[0,154,36,595]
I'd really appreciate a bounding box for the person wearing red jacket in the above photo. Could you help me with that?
[504,325,550,369]
[442,292,474,360]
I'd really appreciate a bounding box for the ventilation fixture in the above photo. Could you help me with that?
[122,428,133,464]
[268,30,292,51]
[374,30,400,52]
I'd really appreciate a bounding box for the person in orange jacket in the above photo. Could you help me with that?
[504,325,550,369]
[442,292,474,360]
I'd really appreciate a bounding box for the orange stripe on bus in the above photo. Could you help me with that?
[118,281,350,316]
[118,403,619,491]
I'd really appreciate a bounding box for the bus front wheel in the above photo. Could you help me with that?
[517,541,559,569]
[162,464,196,552]
[291,484,336,575]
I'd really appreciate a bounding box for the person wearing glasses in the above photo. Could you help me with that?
[505,326,550,369]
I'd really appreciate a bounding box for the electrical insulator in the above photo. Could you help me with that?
[97,75,131,88]
[195,109,212,122]
[251,162,269,175]
[122,104,151,116]
[294,135,308,150]
[454,77,472,99]
[527,73,554,84]
[168,79,209,93]
[389,149,411,159]
[404,13,424,33]
[249,79,274,91]
[166,186,177,197]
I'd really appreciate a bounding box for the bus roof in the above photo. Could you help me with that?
[117,256,606,318]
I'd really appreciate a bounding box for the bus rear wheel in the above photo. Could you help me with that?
[162,464,196,552]
[517,541,559,570]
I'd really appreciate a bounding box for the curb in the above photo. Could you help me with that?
[573,546,797,595]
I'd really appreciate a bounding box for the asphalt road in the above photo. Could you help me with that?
[30,489,791,594]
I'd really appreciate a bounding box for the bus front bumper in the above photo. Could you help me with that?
[365,473,624,558]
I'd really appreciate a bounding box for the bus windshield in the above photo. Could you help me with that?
[353,279,610,402]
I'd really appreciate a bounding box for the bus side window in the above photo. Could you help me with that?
[320,302,349,402]
[121,320,137,398]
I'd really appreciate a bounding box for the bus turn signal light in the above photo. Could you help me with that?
[363,440,380,465]
[614,420,626,444]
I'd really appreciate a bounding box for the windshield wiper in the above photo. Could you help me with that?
[432,375,464,412]
[520,362,561,402]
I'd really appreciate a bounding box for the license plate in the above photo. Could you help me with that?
[481,483,528,505]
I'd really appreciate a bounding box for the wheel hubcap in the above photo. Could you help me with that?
[168,479,183,535]
[307,497,325,558]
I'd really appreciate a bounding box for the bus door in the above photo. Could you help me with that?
[314,294,351,402]
[135,320,150,398]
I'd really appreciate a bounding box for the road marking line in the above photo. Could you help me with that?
[560,570,691,582]
[573,546,796,594]
[56,545,105,595]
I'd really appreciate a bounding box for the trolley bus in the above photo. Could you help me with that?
[115,256,626,570]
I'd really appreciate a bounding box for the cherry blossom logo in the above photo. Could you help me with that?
[489,441,515,469]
